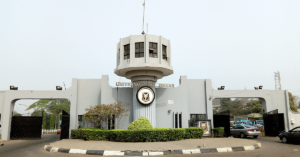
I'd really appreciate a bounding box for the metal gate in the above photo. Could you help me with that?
[263,109,285,136]
[10,116,43,139]
[213,110,230,136]
[60,110,70,140]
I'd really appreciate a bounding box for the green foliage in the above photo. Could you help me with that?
[13,111,22,116]
[219,98,248,116]
[50,115,55,129]
[212,127,224,137]
[71,127,204,142]
[42,111,46,129]
[219,98,263,116]
[289,92,298,112]
[184,127,204,139]
[128,116,153,131]
[27,99,70,129]
[247,100,263,114]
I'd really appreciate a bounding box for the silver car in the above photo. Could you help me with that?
[230,125,261,138]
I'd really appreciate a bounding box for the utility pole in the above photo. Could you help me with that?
[274,71,281,90]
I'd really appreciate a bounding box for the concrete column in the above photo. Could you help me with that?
[205,79,213,128]
[132,77,156,128]
[119,38,123,65]
[1,99,17,141]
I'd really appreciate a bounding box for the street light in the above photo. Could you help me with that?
[10,86,18,90]
[19,103,29,116]
[218,86,225,90]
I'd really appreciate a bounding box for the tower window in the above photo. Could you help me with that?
[149,42,158,58]
[124,44,130,59]
[162,45,167,60]
[135,42,144,58]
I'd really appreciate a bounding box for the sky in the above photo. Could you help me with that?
[0,0,299,115]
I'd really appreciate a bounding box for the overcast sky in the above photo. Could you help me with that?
[1,0,299,115]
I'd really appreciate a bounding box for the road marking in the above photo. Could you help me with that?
[244,146,255,150]
[50,147,59,152]
[69,149,87,154]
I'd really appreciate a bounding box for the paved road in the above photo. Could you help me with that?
[0,134,82,157]
[0,135,299,157]
[167,136,300,157]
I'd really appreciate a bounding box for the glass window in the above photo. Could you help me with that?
[124,44,130,59]
[135,42,144,58]
[190,114,206,120]
[237,126,244,129]
[162,45,167,60]
[292,128,300,132]
[149,42,158,58]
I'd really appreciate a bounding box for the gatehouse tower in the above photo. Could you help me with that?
[114,34,173,127]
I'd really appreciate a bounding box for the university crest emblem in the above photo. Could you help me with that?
[201,122,208,133]
[142,92,150,102]
[136,86,155,106]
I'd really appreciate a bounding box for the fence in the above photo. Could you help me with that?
[42,129,59,134]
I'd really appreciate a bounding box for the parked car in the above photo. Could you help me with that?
[230,125,261,138]
[256,124,264,131]
[57,129,61,134]
[279,126,300,143]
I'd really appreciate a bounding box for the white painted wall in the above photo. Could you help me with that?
[0,74,298,141]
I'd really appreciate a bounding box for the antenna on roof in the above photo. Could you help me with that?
[147,23,148,34]
[142,0,145,35]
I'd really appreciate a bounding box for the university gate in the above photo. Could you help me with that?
[10,116,43,139]
[60,110,70,140]
[213,110,230,137]
[263,109,285,136]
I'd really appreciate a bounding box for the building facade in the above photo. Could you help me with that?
[0,34,299,141]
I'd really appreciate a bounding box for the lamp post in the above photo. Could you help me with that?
[19,103,29,116]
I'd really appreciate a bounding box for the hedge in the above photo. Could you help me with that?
[71,127,204,142]
[212,127,224,137]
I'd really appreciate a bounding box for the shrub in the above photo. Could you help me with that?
[71,127,204,142]
[212,127,224,137]
[128,116,153,131]
[71,129,85,139]
[184,127,204,139]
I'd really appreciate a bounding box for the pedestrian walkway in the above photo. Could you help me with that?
[48,137,259,151]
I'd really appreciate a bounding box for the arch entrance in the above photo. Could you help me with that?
[212,97,285,137]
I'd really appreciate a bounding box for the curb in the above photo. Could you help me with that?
[43,143,261,156]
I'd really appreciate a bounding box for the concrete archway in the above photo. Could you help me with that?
[212,89,290,131]
[0,80,78,141]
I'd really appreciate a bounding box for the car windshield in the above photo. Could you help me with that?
[292,128,300,132]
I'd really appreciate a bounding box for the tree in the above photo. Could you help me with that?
[245,100,263,114]
[13,111,22,116]
[219,98,249,116]
[50,115,55,129]
[26,99,70,129]
[288,92,298,112]
[42,111,46,129]
[83,101,130,129]
[213,109,218,115]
